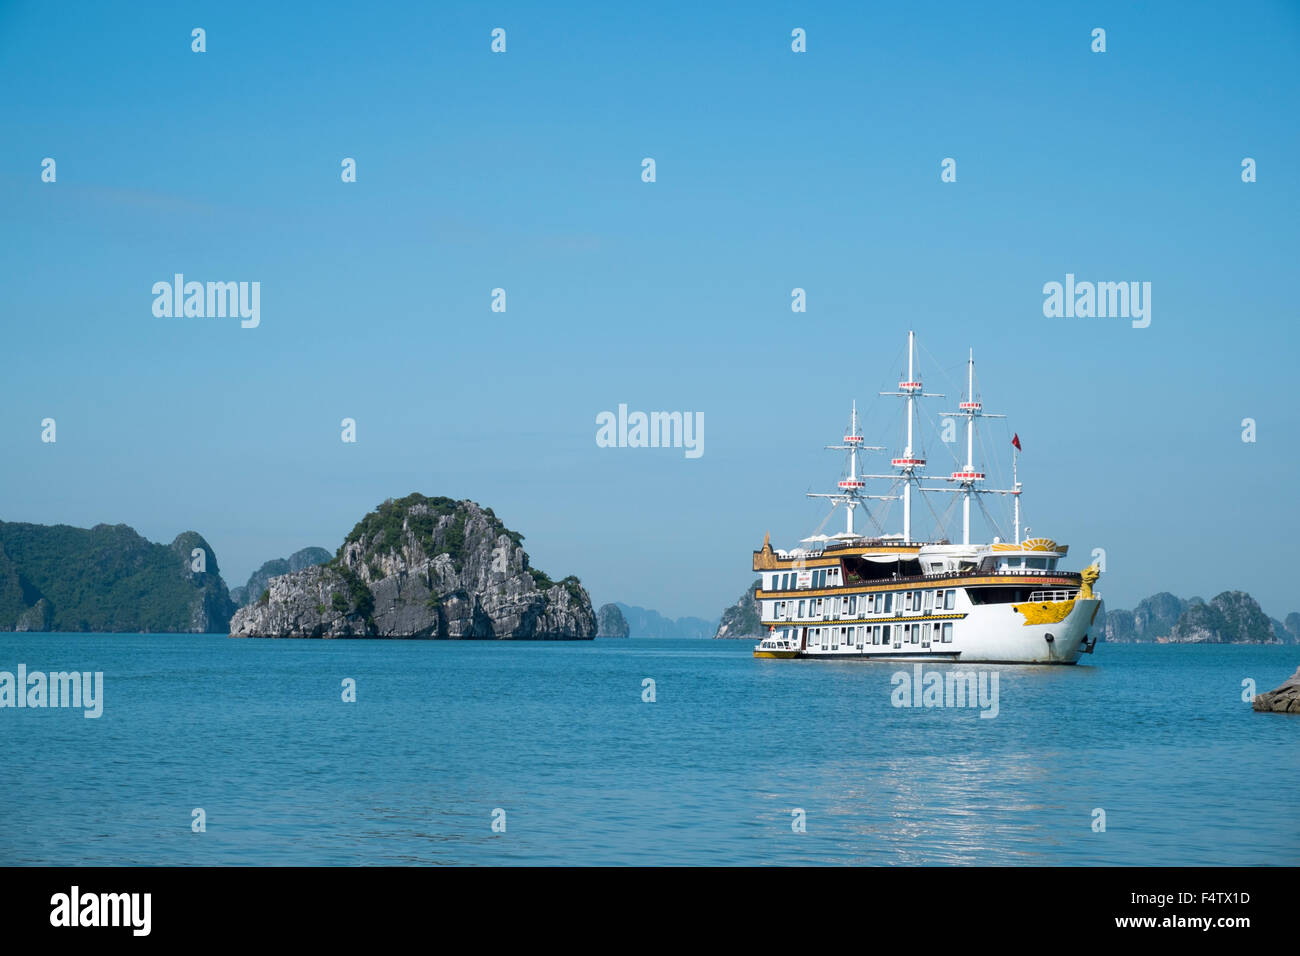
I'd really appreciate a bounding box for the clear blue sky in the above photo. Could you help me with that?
[1,1,1297,621]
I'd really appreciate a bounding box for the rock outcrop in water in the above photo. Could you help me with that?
[0,521,235,632]
[713,580,763,639]
[229,494,596,639]
[1253,666,1300,714]
[230,547,332,606]
[596,603,629,638]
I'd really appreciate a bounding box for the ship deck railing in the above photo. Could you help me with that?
[779,539,948,559]
[1028,589,1079,602]
[847,568,1079,584]
[771,568,1083,592]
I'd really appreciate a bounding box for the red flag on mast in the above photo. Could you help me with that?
[1012,433,1022,451]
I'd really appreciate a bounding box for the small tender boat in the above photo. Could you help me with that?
[753,631,801,659]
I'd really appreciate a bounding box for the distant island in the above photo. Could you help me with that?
[1096,591,1299,644]
[595,604,629,638]
[229,494,596,639]
[0,521,235,632]
[230,547,331,606]
[591,602,728,638]
[605,602,717,639]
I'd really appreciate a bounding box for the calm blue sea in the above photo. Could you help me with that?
[0,635,1295,866]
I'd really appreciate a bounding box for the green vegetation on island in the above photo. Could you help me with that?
[1098,590,1297,643]
[0,521,235,633]
[230,493,596,639]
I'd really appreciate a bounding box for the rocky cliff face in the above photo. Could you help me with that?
[1253,666,1300,713]
[596,603,629,638]
[229,494,596,639]
[713,580,762,639]
[1169,591,1279,644]
[1097,592,1196,642]
[171,532,239,633]
[230,547,332,606]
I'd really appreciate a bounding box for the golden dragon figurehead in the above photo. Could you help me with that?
[1077,563,1101,601]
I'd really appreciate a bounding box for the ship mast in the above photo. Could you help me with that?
[941,350,1006,545]
[864,331,943,542]
[806,401,894,538]
[926,347,1020,544]
[1012,446,1022,545]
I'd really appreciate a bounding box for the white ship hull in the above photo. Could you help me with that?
[759,597,1101,665]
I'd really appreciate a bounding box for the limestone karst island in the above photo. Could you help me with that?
[229,494,596,639]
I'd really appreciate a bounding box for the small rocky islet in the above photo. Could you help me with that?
[229,494,596,640]
[1253,667,1300,714]
[595,603,629,638]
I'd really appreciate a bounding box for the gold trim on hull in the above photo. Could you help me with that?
[1011,600,1075,625]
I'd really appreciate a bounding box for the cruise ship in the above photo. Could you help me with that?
[752,331,1102,665]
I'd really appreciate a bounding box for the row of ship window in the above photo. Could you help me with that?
[775,622,956,649]
[768,568,840,590]
[996,557,1059,571]
[769,588,958,622]
[770,557,1059,590]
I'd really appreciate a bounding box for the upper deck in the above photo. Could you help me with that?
[752,534,922,571]
[753,531,1079,598]
[756,567,1083,600]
